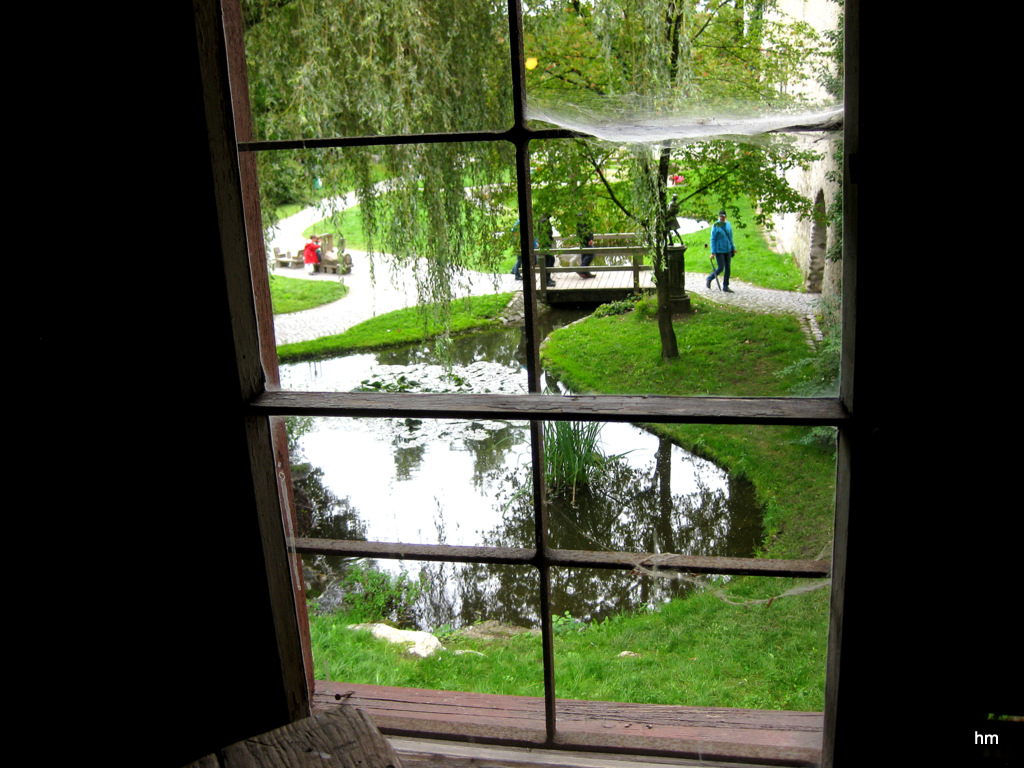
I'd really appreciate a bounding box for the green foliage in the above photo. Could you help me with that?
[777,294,841,397]
[247,1,829,357]
[631,294,658,320]
[591,296,640,318]
[329,561,424,627]
[244,0,516,339]
[541,303,836,560]
[541,297,810,398]
[816,0,845,101]
[308,586,828,711]
[551,611,587,636]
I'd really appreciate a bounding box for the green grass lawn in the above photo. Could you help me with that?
[311,583,827,710]
[276,292,513,362]
[269,274,348,315]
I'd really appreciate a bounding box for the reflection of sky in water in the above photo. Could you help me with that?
[280,349,729,548]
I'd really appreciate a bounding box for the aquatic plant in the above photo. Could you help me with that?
[543,420,626,502]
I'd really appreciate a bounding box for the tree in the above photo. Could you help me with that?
[244,0,828,357]
[524,1,826,358]
[243,0,516,336]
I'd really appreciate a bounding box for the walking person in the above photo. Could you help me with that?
[705,210,735,292]
[577,217,595,278]
[512,216,557,286]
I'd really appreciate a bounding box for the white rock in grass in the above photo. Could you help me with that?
[617,651,640,658]
[348,623,444,658]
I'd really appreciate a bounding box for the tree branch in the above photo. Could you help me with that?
[676,162,741,205]
[576,139,640,223]
[689,0,735,46]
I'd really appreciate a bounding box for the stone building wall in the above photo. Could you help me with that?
[766,0,842,300]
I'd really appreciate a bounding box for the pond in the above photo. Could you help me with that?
[279,309,764,631]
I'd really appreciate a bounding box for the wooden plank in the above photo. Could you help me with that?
[389,737,768,768]
[291,539,831,578]
[249,391,847,427]
[221,706,404,768]
[313,683,822,766]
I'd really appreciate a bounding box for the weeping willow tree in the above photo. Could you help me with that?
[242,0,517,339]
[524,1,831,359]
[243,1,833,358]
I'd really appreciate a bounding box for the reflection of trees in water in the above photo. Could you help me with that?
[292,420,762,629]
[409,436,764,629]
[374,328,522,370]
[391,419,427,480]
[461,421,530,491]
[291,462,367,599]
[385,416,529,489]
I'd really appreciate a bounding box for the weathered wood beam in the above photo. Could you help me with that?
[291,539,831,578]
[250,392,847,426]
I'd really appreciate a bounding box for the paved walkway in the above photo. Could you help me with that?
[267,205,823,347]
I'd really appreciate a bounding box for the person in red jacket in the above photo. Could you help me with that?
[303,235,322,274]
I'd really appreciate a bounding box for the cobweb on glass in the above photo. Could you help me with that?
[527,93,843,145]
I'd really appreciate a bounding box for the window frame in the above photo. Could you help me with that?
[195,0,859,764]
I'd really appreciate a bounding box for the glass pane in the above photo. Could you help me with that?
[260,143,536,382]
[526,133,842,399]
[243,0,513,141]
[520,0,843,400]
[550,570,829,721]
[543,419,834,718]
[287,416,533,548]
[308,559,544,698]
[542,420,836,559]
[542,422,764,562]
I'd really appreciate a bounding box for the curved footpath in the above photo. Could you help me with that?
[271,258,823,347]
[267,206,823,347]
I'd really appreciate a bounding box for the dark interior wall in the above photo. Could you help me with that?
[834,7,1021,765]
[92,7,291,766]
[71,3,1014,767]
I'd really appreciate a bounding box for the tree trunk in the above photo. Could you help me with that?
[655,144,679,360]
[655,273,679,359]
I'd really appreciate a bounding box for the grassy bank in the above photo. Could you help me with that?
[541,296,835,558]
[269,274,348,315]
[312,585,826,710]
[306,295,835,711]
[277,292,514,363]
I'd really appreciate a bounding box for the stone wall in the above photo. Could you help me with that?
[769,135,841,298]
[766,0,842,300]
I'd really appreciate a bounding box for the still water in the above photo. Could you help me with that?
[279,312,763,630]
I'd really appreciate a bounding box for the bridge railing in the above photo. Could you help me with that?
[532,240,686,299]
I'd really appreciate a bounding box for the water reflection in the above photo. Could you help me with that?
[283,313,764,629]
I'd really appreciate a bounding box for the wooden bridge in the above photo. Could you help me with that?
[533,234,687,308]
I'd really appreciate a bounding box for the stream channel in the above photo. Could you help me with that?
[279,307,764,632]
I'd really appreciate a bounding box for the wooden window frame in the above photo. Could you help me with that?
[194,1,861,765]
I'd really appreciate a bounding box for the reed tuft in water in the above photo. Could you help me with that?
[543,421,622,502]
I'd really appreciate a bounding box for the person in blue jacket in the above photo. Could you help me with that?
[706,209,735,292]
